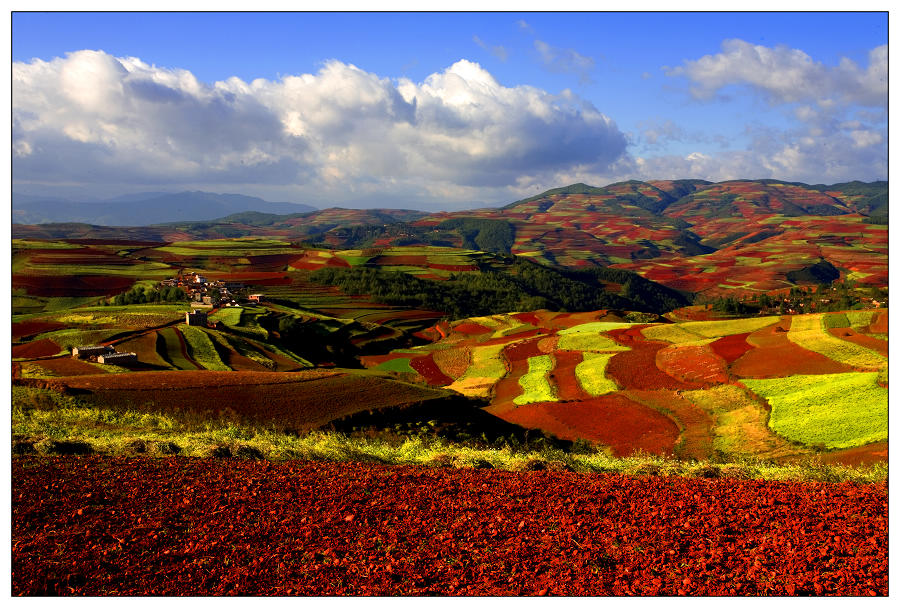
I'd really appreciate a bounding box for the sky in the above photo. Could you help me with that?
[10,10,889,211]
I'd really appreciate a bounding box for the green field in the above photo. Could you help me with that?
[557,332,629,352]
[513,355,556,405]
[574,352,618,396]
[156,327,199,370]
[448,343,508,397]
[179,326,231,371]
[557,321,636,334]
[742,373,888,449]
[374,357,416,373]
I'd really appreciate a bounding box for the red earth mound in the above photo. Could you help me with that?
[27,357,105,377]
[500,394,680,458]
[410,355,453,386]
[13,457,885,596]
[624,390,716,461]
[550,350,591,402]
[12,339,61,359]
[655,345,728,386]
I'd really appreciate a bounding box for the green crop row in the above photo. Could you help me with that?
[558,321,636,335]
[208,307,243,326]
[374,357,416,373]
[575,352,618,396]
[179,326,231,371]
[447,343,507,397]
[822,313,850,329]
[513,355,556,405]
[742,373,887,450]
[156,328,198,370]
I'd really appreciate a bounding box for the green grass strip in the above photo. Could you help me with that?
[514,355,556,405]
[557,332,630,352]
[558,321,636,334]
[374,358,416,373]
[575,352,618,396]
[157,327,198,370]
[742,372,887,450]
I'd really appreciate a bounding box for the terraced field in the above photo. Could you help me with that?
[363,310,887,465]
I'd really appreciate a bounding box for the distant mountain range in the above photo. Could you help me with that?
[11,191,318,226]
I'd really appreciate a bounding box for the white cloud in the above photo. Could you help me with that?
[472,35,509,62]
[13,50,628,207]
[534,40,595,84]
[667,39,887,108]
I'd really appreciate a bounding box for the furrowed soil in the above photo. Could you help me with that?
[12,457,886,597]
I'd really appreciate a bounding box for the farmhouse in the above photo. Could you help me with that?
[248,293,264,302]
[185,310,208,326]
[97,352,137,365]
[72,345,115,359]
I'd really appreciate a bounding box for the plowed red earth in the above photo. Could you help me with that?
[12,274,135,297]
[500,394,679,457]
[11,320,67,340]
[12,457,886,596]
[12,339,61,358]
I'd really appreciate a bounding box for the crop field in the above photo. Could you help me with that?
[179,326,231,371]
[742,373,888,449]
[156,327,201,370]
[513,355,556,405]
[448,343,509,397]
[574,352,618,396]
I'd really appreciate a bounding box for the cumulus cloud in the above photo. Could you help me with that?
[667,39,887,108]
[534,40,595,83]
[13,50,628,206]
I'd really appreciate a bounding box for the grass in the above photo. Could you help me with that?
[208,307,243,326]
[374,358,416,373]
[513,355,556,405]
[574,352,618,396]
[10,386,886,484]
[179,326,231,371]
[742,373,888,449]
[156,327,198,370]
[35,328,125,353]
[846,310,877,329]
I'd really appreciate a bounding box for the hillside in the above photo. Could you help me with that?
[12,191,318,226]
[12,179,886,298]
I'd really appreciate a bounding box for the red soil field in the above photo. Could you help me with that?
[501,394,680,458]
[709,332,755,364]
[731,325,855,378]
[503,337,544,362]
[655,345,728,386]
[826,328,888,357]
[56,371,452,431]
[29,357,107,377]
[12,274,135,297]
[12,339,61,359]
[624,390,716,461]
[869,311,888,334]
[370,255,428,266]
[410,355,453,386]
[604,328,703,391]
[452,322,493,336]
[551,350,591,402]
[113,332,172,369]
[12,457,887,596]
[428,263,478,271]
[818,442,889,468]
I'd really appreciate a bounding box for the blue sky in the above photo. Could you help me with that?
[11,11,888,210]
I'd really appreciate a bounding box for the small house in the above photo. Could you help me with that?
[248,294,264,302]
[185,310,208,326]
[72,345,115,359]
[97,352,137,365]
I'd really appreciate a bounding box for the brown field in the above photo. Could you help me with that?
[624,390,716,461]
[12,320,68,340]
[827,328,888,357]
[731,324,855,377]
[12,339,61,359]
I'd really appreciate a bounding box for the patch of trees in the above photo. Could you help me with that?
[110,285,188,305]
[310,257,691,319]
[785,260,840,285]
[436,218,515,254]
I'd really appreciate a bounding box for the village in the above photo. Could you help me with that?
[73,272,266,366]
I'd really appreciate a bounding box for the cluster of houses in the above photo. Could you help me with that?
[159,272,263,307]
[71,345,137,365]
